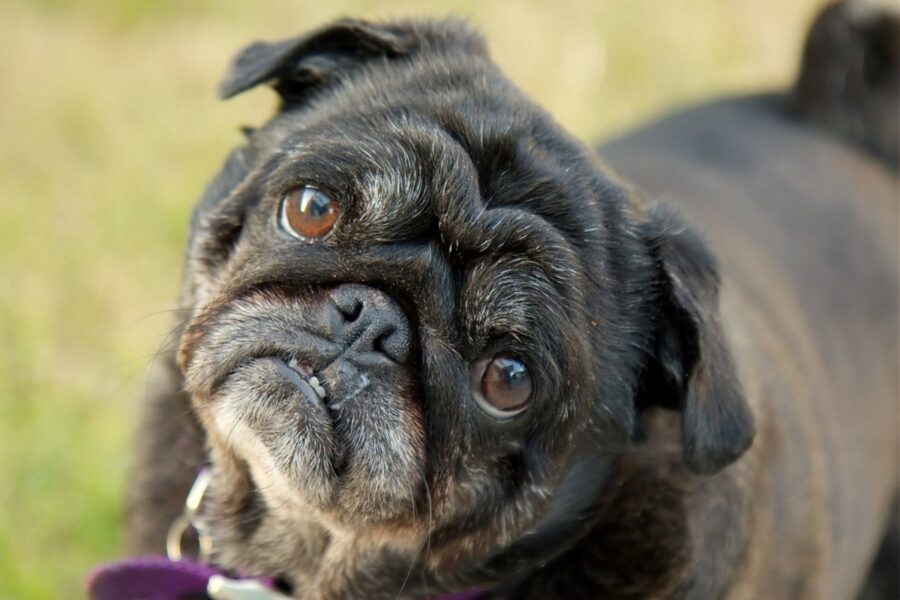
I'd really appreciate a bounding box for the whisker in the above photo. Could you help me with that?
[127,307,194,329]
[420,475,434,597]
[394,485,419,599]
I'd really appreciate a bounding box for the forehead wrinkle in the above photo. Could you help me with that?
[342,116,451,241]
[460,207,587,313]
[463,256,570,344]
[356,165,426,238]
[419,122,590,307]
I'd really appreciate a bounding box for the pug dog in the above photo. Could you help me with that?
[127,5,899,599]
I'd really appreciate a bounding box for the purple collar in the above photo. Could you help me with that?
[86,555,485,600]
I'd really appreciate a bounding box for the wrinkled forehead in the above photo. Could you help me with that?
[242,108,603,311]
[254,106,602,252]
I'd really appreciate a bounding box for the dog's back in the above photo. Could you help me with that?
[601,3,899,596]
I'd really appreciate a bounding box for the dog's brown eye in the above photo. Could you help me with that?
[475,354,532,417]
[280,187,338,239]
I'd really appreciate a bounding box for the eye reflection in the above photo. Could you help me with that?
[473,354,532,418]
[280,187,339,239]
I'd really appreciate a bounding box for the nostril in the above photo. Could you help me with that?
[369,324,410,364]
[335,298,363,323]
[330,284,412,363]
[372,328,396,358]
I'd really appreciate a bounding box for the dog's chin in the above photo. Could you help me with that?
[198,350,427,529]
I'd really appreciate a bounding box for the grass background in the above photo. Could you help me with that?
[0,0,830,597]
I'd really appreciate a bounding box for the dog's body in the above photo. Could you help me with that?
[128,4,899,599]
[601,94,899,598]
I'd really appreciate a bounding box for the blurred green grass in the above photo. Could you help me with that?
[0,0,825,597]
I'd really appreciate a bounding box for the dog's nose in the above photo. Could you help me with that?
[330,284,411,363]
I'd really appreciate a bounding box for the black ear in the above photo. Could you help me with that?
[217,19,417,102]
[638,205,755,475]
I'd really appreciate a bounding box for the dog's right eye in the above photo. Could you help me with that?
[280,187,339,239]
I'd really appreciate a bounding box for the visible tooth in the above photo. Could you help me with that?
[287,358,298,369]
[308,376,327,400]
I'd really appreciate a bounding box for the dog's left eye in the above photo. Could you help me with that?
[472,354,532,418]
[280,187,339,239]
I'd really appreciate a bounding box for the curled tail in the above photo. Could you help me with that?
[790,0,900,170]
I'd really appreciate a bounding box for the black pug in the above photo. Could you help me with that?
[128,4,900,599]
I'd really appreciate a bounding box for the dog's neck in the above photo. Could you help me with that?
[493,410,754,599]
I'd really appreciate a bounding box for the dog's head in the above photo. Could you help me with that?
[175,19,755,597]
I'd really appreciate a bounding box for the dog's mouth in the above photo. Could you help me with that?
[270,355,363,476]
[282,357,329,402]
[184,284,428,531]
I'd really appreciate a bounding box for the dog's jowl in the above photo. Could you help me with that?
[127,5,899,599]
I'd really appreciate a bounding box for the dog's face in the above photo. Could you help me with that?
[175,19,755,597]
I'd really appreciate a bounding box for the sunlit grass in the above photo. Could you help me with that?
[0,0,824,596]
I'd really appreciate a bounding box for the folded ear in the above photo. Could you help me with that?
[217,19,417,102]
[638,205,755,475]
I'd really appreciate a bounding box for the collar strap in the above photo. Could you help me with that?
[85,555,486,600]
[86,556,269,600]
